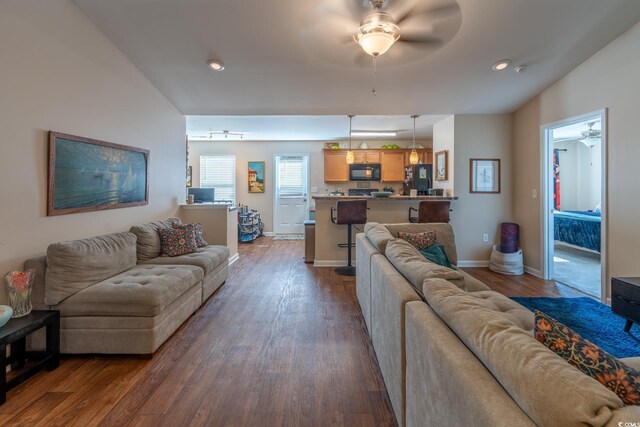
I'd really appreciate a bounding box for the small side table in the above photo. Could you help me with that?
[611,277,640,333]
[0,310,60,404]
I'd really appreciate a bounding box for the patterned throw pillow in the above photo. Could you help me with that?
[398,231,437,251]
[173,222,208,248]
[534,310,640,405]
[159,227,198,257]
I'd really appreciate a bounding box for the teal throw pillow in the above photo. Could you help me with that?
[420,244,455,269]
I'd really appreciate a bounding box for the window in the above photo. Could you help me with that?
[200,155,236,204]
[277,156,304,197]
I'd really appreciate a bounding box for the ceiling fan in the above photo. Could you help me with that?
[352,0,459,57]
[580,122,601,148]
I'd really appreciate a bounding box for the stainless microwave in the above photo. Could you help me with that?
[349,163,381,181]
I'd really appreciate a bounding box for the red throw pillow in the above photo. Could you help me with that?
[398,231,437,251]
[159,227,198,257]
[173,222,208,248]
[534,310,640,405]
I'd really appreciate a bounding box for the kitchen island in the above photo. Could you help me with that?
[312,195,457,266]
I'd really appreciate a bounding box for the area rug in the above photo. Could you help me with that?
[511,297,640,358]
[272,235,304,241]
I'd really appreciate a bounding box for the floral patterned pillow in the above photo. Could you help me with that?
[173,222,208,248]
[159,227,198,257]
[534,310,640,405]
[398,231,437,251]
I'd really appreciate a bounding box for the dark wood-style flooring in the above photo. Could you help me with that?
[1,239,587,426]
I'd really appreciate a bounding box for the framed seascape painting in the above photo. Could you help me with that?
[248,161,265,193]
[470,158,501,194]
[435,150,448,181]
[47,131,149,216]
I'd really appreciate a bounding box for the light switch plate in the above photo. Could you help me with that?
[311,187,318,193]
[532,189,538,199]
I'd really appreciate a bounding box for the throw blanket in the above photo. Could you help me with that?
[553,210,601,252]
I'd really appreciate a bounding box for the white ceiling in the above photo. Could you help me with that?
[553,119,601,142]
[73,0,640,117]
[187,115,447,141]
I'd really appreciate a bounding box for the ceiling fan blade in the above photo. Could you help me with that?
[398,34,442,44]
[339,34,356,44]
[396,2,461,26]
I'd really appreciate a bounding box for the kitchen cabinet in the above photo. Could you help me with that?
[404,149,433,166]
[354,150,381,164]
[380,150,406,182]
[323,150,349,182]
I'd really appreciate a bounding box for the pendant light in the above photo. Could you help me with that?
[409,115,419,165]
[346,114,355,164]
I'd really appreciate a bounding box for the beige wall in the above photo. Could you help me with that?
[0,0,186,293]
[188,139,431,232]
[513,20,640,291]
[446,115,514,263]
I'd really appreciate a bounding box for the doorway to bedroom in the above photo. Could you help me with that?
[542,111,606,300]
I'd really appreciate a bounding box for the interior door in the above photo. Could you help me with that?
[275,155,308,234]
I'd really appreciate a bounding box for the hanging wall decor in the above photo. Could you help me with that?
[470,158,501,193]
[248,161,265,193]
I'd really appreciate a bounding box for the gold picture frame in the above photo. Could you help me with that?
[435,150,448,181]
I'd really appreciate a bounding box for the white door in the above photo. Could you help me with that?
[274,155,308,234]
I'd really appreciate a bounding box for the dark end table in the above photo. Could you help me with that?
[611,277,640,333]
[0,310,60,404]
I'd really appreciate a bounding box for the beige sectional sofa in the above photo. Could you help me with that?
[25,217,229,355]
[356,222,640,427]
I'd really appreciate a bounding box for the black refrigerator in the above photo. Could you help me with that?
[403,164,433,195]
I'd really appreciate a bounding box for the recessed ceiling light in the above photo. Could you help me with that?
[207,59,225,71]
[350,131,397,137]
[492,59,511,71]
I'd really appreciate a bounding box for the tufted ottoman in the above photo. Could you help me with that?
[52,264,204,354]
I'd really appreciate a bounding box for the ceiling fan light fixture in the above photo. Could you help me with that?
[207,59,225,71]
[355,12,400,57]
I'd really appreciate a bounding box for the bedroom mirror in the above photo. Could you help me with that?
[542,110,606,301]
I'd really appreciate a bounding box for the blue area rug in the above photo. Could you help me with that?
[511,297,640,358]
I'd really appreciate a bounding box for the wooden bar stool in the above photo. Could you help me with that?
[331,200,367,276]
[409,201,451,223]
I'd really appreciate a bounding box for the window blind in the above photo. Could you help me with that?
[200,155,236,204]
[278,156,304,197]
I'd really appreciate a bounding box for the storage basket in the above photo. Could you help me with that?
[489,245,524,276]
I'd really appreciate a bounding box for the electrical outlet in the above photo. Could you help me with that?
[532,189,538,199]
[482,233,489,242]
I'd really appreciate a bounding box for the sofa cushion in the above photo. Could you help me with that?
[143,245,230,276]
[130,217,181,262]
[55,264,204,317]
[159,227,198,257]
[384,223,458,266]
[385,238,466,294]
[173,222,208,248]
[45,232,137,305]
[423,278,624,427]
[364,222,394,254]
[535,310,640,405]
[458,270,491,292]
[398,230,437,251]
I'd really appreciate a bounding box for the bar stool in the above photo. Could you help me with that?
[331,200,367,276]
[409,201,451,223]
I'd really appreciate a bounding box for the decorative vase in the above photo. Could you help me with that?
[5,269,35,318]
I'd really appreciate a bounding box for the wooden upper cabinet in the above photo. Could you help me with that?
[323,150,349,182]
[380,151,406,182]
[353,150,380,164]
[403,149,433,166]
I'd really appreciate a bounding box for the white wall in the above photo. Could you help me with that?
[449,115,514,263]
[432,116,455,193]
[188,139,431,232]
[553,140,601,212]
[0,0,186,296]
[513,20,640,294]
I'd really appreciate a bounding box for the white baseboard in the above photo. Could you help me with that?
[263,232,275,237]
[524,266,543,278]
[229,253,240,265]
[313,260,357,268]
[457,260,490,268]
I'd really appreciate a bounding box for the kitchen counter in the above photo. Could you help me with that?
[178,204,239,264]
[312,195,456,266]
[311,195,457,201]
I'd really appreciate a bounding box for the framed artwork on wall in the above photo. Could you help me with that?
[248,161,265,193]
[48,131,149,216]
[186,166,192,188]
[435,150,448,181]
[470,158,501,193]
